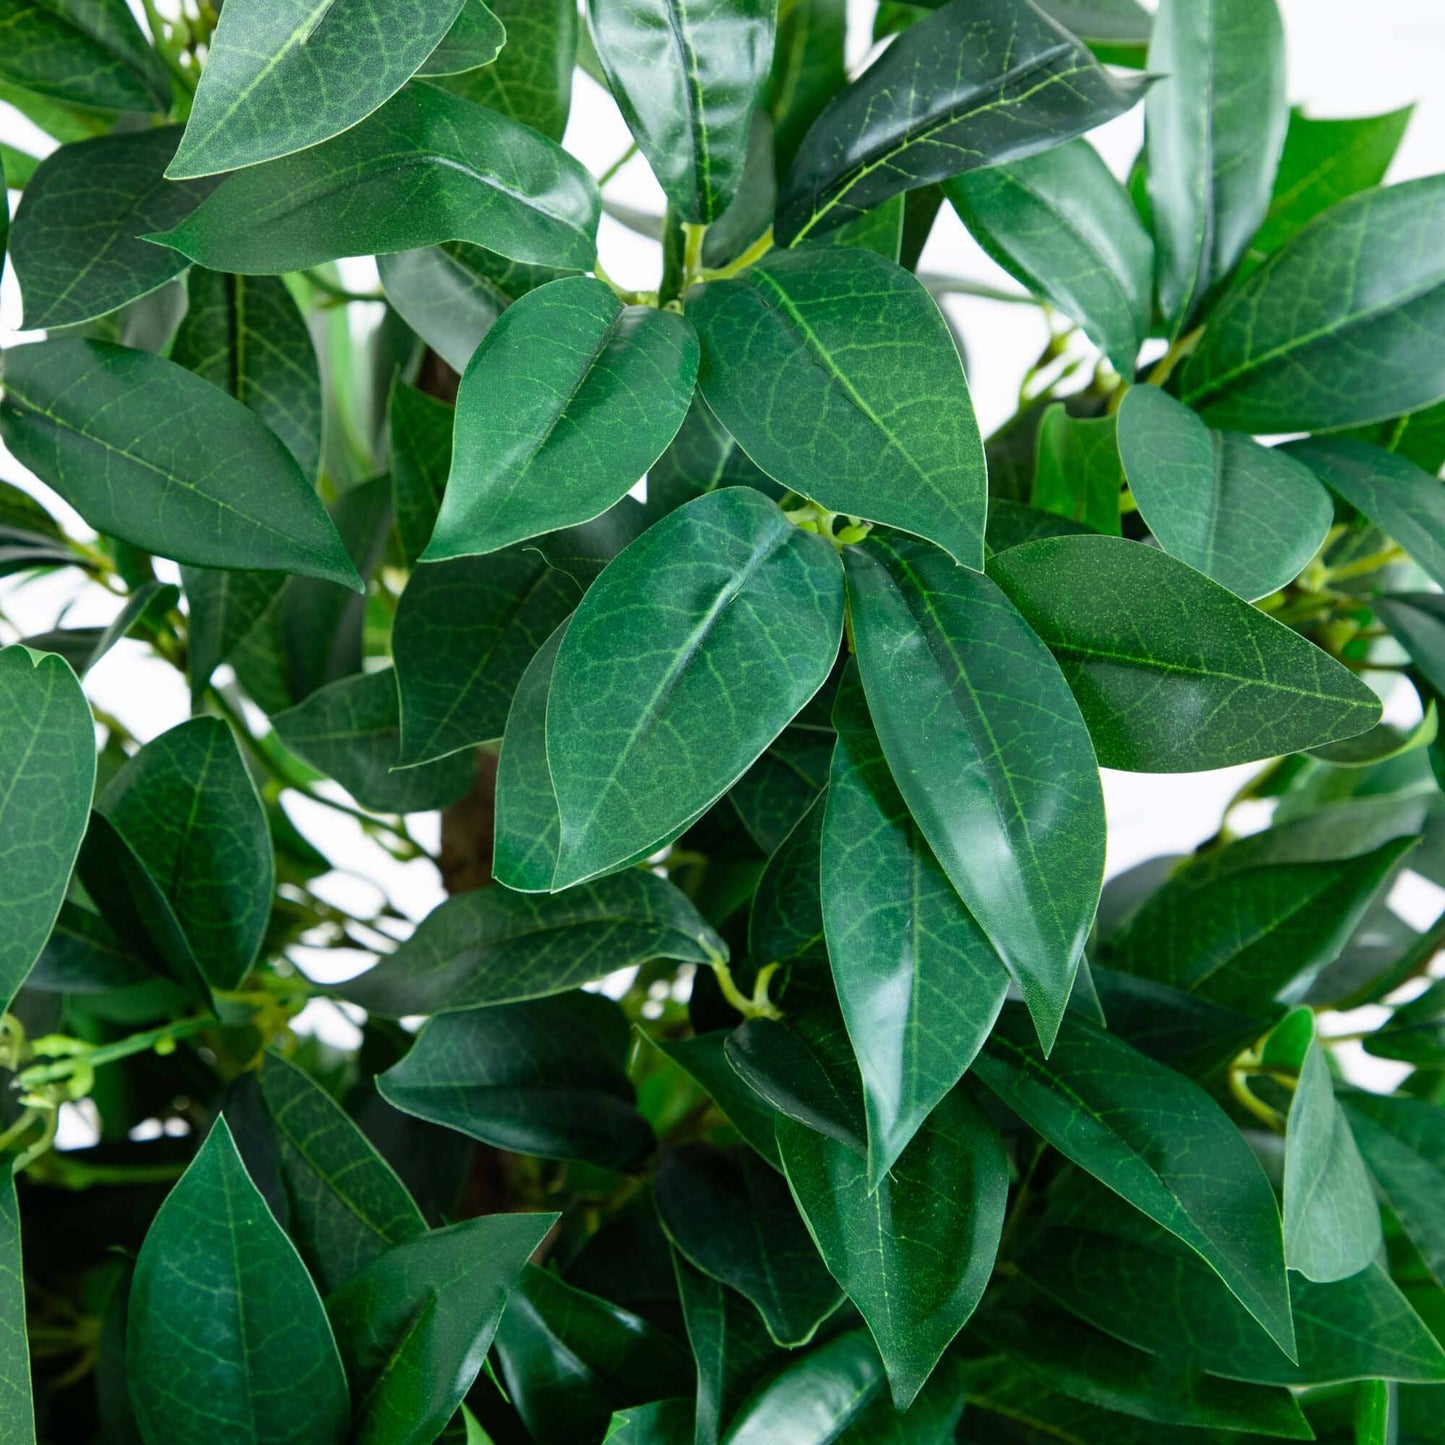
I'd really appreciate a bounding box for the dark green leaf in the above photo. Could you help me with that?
[127,1118,350,1445]
[846,533,1104,1049]
[774,0,1145,245]
[729,724,833,855]
[604,1400,695,1444]
[1117,386,1332,600]
[748,795,827,967]
[692,247,987,567]
[984,498,1091,554]
[0,0,169,113]
[21,578,177,678]
[650,1031,784,1169]
[379,992,654,1169]
[1375,595,1445,700]
[546,487,843,888]
[0,340,363,589]
[1030,407,1123,537]
[425,276,697,559]
[1182,175,1445,433]
[182,567,285,704]
[987,535,1381,770]
[27,901,156,996]
[152,86,600,274]
[975,1005,1296,1358]
[720,1328,885,1444]
[531,497,655,589]
[420,0,507,75]
[388,381,453,569]
[767,0,846,173]
[646,394,781,515]
[0,1169,33,1445]
[343,870,724,1016]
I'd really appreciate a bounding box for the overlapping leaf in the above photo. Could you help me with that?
[0,0,170,113]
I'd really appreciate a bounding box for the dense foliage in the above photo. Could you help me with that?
[1,0,1444,1440]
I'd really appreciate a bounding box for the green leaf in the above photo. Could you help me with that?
[420,0,507,75]
[394,549,579,764]
[944,140,1152,374]
[774,0,1145,245]
[272,669,475,815]
[0,647,93,1009]
[327,1213,555,1445]
[729,724,833,854]
[0,1169,34,1445]
[168,0,467,177]
[151,86,600,274]
[1181,175,1445,432]
[1037,0,1151,58]
[975,1005,1296,1358]
[845,533,1104,1050]
[0,0,170,113]
[1116,385,1333,600]
[0,340,363,590]
[588,0,775,223]
[343,870,724,1016]
[647,394,781,514]
[388,381,453,569]
[10,128,218,330]
[127,1118,350,1445]
[767,0,845,173]
[28,900,157,997]
[649,1031,784,1170]
[656,1143,842,1347]
[172,268,323,481]
[987,534,1382,770]
[1028,407,1122,537]
[749,795,827,967]
[546,487,843,888]
[691,248,987,567]
[493,1267,693,1445]
[1145,0,1287,330]
[720,1328,885,1444]
[1376,595,1445,698]
[256,1051,427,1294]
[424,276,698,559]
[379,992,655,1170]
[182,567,286,704]
[1282,1014,1382,1283]
[604,1400,694,1444]
[832,1356,966,1444]
[821,665,1008,1182]
[778,1090,1006,1408]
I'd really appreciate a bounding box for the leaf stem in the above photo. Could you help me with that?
[710,958,782,1021]
[596,141,639,188]
[698,227,775,284]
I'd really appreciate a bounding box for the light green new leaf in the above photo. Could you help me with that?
[425,276,698,559]
[845,533,1105,1051]
[822,668,1009,1185]
[152,86,600,274]
[774,0,1145,245]
[975,1005,1296,1359]
[987,535,1381,770]
[779,1090,1006,1408]
[589,0,776,223]
[342,870,724,1016]
[1145,0,1287,330]
[546,487,843,888]
[327,1213,555,1445]
[10,127,219,330]
[721,1329,884,1445]
[394,549,579,764]
[945,139,1152,374]
[1117,385,1333,600]
[0,340,362,590]
[380,992,655,1170]
[168,0,467,177]
[0,0,170,113]
[1282,1012,1382,1282]
[691,247,987,568]
[0,646,94,1011]
[420,0,507,75]
[1182,175,1445,432]
[0,1169,34,1445]
[257,1051,426,1295]
[127,1119,350,1445]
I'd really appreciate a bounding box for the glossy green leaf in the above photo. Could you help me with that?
[0,0,169,113]
[987,535,1382,770]
[656,1143,841,1346]
[945,139,1151,374]
[388,381,453,570]
[257,1051,426,1294]
[691,247,986,567]
[748,795,827,968]
[380,992,654,1169]
[650,1031,784,1170]
[721,1329,885,1445]
[730,724,833,855]
[272,669,475,815]
[1117,385,1333,600]
[327,1213,554,1445]
[546,487,843,888]
[10,128,218,330]
[394,550,579,764]
[1182,175,1445,432]
[975,1005,1296,1358]
[425,276,698,559]
[343,870,724,1016]
[0,1169,34,1445]
[845,533,1105,1050]
[779,1089,1006,1408]
[604,1400,694,1444]
[1145,0,1287,329]
[0,646,94,1010]
[1282,1015,1382,1283]
[821,665,1008,1182]
[127,1118,350,1445]
[420,0,507,74]
[168,0,467,178]
[767,0,845,172]
[0,340,362,590]
[775,0,1145,245]
[152,86,600,274]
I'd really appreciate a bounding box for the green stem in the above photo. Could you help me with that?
[916,273,1043,306]
[710,958,782,1021]
[596,141,639,188]
[297,270,383,305]
[18,1016,217,1091]
[698,227,774,284]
